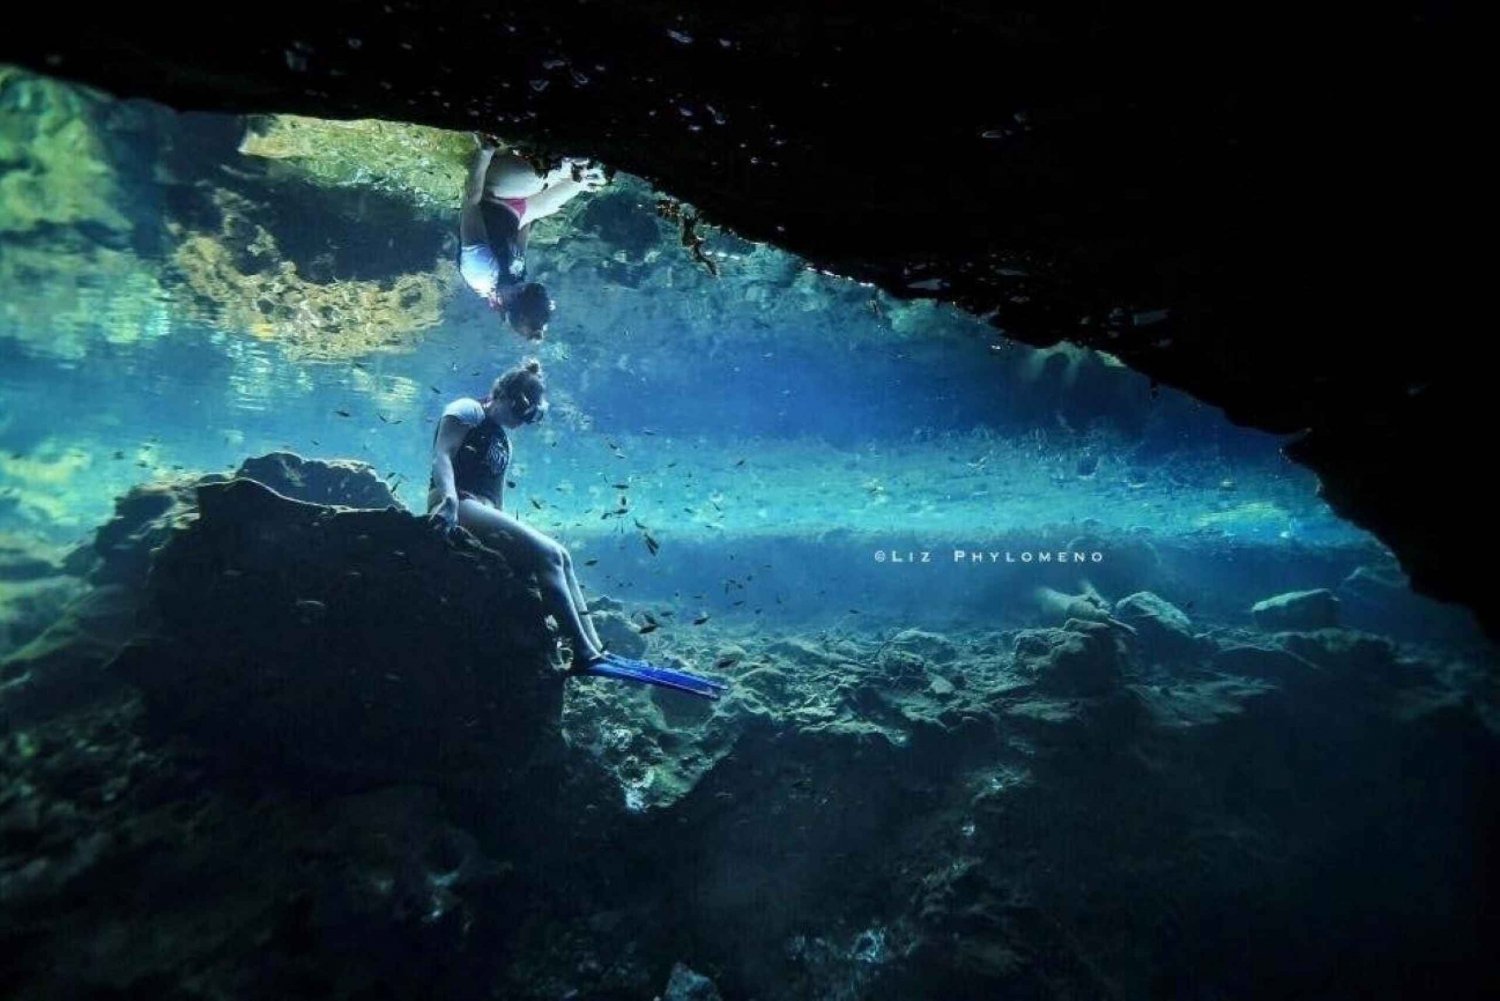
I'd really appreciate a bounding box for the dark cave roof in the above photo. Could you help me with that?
[2,3,1487,637]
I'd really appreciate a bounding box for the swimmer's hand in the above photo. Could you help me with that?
[429,495,460,535]
[563,157,608,190]
[472,131,501,152]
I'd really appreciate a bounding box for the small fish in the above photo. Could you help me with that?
[732,600,745,607]
[530,497,543,510]
[336,409,352,417]
[584,558,598,566]
[112,451,125,460]
[644,533,660,556]
[352,361,367,369]
[666,461,678,468]
[430,385,441,394]
[637,621,659,635]
[377,413,389,423]
[507,480,517,488]
[714,656,739,669]
[735,458,746,467]
[612,482,630,490]
[693,613,711,625]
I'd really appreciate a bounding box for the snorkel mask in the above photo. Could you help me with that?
[515,392,549,425]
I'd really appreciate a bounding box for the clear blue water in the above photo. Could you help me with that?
[0,69,1469,643]
[2,64,1495,1001]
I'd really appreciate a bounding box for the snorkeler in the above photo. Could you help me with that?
[427,359,727,699]
[458,134,605,341]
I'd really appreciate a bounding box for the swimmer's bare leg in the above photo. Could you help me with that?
[454,500,604,668]
[559,554,604,649]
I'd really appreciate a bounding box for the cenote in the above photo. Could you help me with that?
[0,34,1493,1001]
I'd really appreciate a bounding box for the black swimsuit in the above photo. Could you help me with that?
[430,400,510,508]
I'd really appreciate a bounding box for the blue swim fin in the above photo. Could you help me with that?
[579,652,729,700]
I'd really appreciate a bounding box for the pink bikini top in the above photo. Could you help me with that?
[497,197,528,223]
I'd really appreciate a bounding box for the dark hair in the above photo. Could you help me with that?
[493,358,545,407]
[505,282,553,339]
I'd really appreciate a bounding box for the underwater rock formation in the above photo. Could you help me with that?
[0,457,1495,999]
[113,475,560,789]
[1252,587,1341,631]
[2,454,395,725]
[238,113,475,214]
[169,187,451,360]
[662,962,724,1001]
[0,69,173,357]
[234,450,399,508]
[0,536,79,659]
[1113,590,1202,665]
[1012,620,1127,697]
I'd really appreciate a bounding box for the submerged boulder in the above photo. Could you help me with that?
[1113,590,1201,666]
[662,962,724,1001]
[1251,588,1340,630]
[235,451,399,508]
[112,476,560,790]
[1012,619,1128,696]
[888,628,958,664]
[4,456,406,725]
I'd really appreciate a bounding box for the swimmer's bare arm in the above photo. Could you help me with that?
[460,144,496,245]
[525,162,605,222]
[428,415,471,530]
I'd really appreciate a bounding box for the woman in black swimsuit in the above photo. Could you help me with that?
[427,359,608,671]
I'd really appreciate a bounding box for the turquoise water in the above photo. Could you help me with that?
[3,66,1495,1001]
[0,68,1476,651]
[0,68,1460,642]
